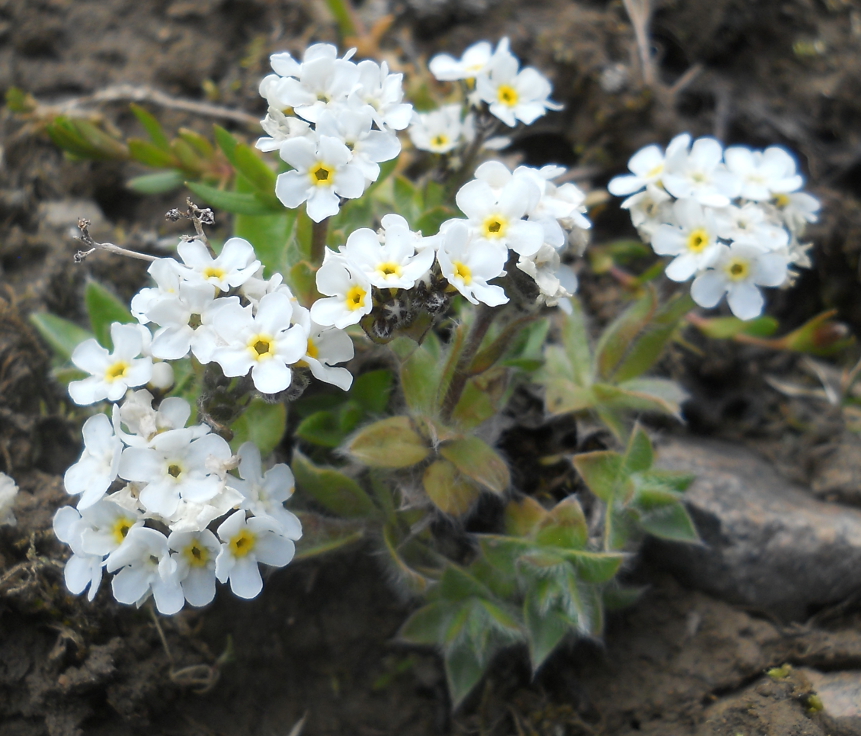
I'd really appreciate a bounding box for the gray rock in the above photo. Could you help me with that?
[797,668,861,730]
[648,437,861,620]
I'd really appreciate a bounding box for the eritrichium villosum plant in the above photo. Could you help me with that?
[33,36,823,706]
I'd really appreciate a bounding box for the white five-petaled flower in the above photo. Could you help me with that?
[168,529,221,607]
[437,220,509,306]
[227,442,303,537]
[661,136,741,207]
[69,323,153,405]
[215,511,298,600]
[211,292,308,395]
[315,109,401,183]
[276,134,366,222]
[607,134,692,197]
[341,223,435,290]
[53,506,104,601]
[106,526,184,615]
[311,253,374,329]
[456,174,544,257]
[409,105,472,154]
[723,146,803,202]
[428,38,507,82]
[292,305,355,391]
[691,242,788,320]
[651,198,722,281]
[351,59,413,131]
[176,238,261,293]
[64,413,123,509]
[475,51,562,127]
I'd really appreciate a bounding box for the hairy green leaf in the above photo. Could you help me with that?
[292,450,377,518]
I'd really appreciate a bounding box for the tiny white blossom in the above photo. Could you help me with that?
[651,198,722,281]
[409,105,472,154]
[351,59,413,131]
[0,472,18,527]
[215,511,297,600]
[53,506,104,601]
[176,238,261,293]
[691,242,788,320]
[476,52,562,127]
[276,134,366,222]
[64,413,123,509]
[292,307,355,391]
[437,220,509,306]
[169,529,221,607]
[69,323,153,405]
[662,136,741,207]
[428,38,505,82]
[106,526,184,614]
[607,134,691,196]
[311,253,374,329]
[715,203,789,251]
[316,108,401,183]
[341,224,435,290]
[723,146,803,202]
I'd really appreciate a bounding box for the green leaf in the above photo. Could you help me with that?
[624,425,653,473]
[398,601,455,646]
[478,535,532,575]
[292,450,377,518]
[233,174,297,274]
[440,564,490,602]
[451,368,509,431]
[415,205,453,236]
[29,313,94,362]
[126,170,184,194]
[234,142,277,193]
[559,549,626,584]
[594,288,657,381]
[635,495,699,543]
[572,450,626,504]
[128,138,178,168]
[130,103,170,150]
[560,297,594,387]
[186,181,283,216]
[695,314,780,339]
[383,522,431,593]
[593,380,687,418]
[295,410,345,448]
[504,496,549,537]
[212,124,238,165]
[399,337,442,416]
[524,593,569,671]
[84,281,134,348]
[393,176,420,222]
[324,0,357,36]
[178,127,215,160]
[292,511,364,560]
[229,398,286,456]
[439,436,509,494]
[611,292,695,383]
[423,459,480,516]
[347,416,431,468]
[445,643,486,708]
[350,369,393,414]
[534,496,588,550]
[171,137,204,173]
[46,117,129,161]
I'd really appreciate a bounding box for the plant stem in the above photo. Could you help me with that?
[440,305,497,424]
[311,217,329,266]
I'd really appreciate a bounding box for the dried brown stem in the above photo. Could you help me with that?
[74,218,158,263]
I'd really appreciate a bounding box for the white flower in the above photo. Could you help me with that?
[114,392,208,449]
[76,498,144,557]
[773,191,820,230]
[291,307,355,391]
[215,511,297,600]
[169,530,221,607]
[131,259,181,323]
[256,111,313,153]
[176,237,261,293]
[723,146,803,202]
[456,174,544,256]
[106,526,184,614]
[690,242,788,320]
[211,292,308,395]
[64,413,123,509]
[620,183,673,241]
[316,108,401,183]
[437,220,509,306]
[276,134,366,222]
[428,38,505,82]
[53,506,104,601]
[714,203,789,251]
[651,198,722,281]
[517,245,572,306]
[409,105,472,154]
[165,483,244,534]
[118,430,231,518]
[662,136,741,207]
[475,52,562,127]
[227,442,303,537]
[341,224,435,290]
[0,472,18,527]
[607,134,691,196]
[264,45,360,124]
[310,254,374,329]
[351,59,413,131]
[512,165,592,244]
[69,323,153,405]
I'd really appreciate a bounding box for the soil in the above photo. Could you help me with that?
[1,0,861,735]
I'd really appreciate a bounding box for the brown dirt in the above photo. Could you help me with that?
[2,0,861,734]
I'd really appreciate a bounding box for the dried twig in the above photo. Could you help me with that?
[166,198,216,256]
[74,218,158,263]
[622,0,656,87]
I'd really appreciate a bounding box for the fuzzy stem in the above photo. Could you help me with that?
[440,304,497,424]
[311,218,329,266]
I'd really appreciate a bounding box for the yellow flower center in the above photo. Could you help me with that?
[306,338,319,360]
[105,361,129,382]
[229,528,256,558]
[376,261,403,281]
[112,518,134,545]
[248,334,275,361]
[203,266,227,282]
[184,540,210,568]
[309,163,334,187]
[452,261,472,285]
[345,285,367,311]
[774,193,790,208]
[497,84,518,107]
[482,214,508,240]
[725,258,750,281]
[167,463,183,479]
[687,228,710,253]
[646,163,664,179]
[430,134,450,151]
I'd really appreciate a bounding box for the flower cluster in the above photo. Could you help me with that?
[257,44,411,222]
[55,390,301,612]
[609,134,820,319]
[313,161,591,337]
